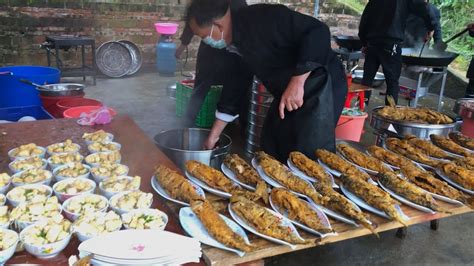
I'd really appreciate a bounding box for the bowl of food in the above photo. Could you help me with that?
[121,208,168,230]
[8,143,46,161]
[53,178,96,203]
[0,174,11,195]
[46,139,81,156]
[8,157,48,174]
[91,163,129,183]
[48,153,84,170]
[6,184,52,207]
[0,206,11,229]
[62,194,109,221]
[109,191,153,215]
[99,176,140,199]
[0,195,5,207]
[11,196,62,231]
[82,130,114,145]
[73,210,122,242]
[53,163,91,182]
[20,215,72,259]
[85,151,122,167]
[11,169,52,187]
[0,228,19,263]
[87,142,121,154]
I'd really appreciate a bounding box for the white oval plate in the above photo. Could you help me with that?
[434,169,474,195]
[286,159,338,189]
[221,163,256,191]
[179,207,250,257]
[308,200,361,227]
[340,184,410,221]
[185,171,234,199]
[151,176,206,206]
[269,194,336,238]
[228,204,305,250]
[377,180,436,214]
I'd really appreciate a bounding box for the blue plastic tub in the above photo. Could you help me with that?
[0,105,54,122]
[0,66,61,108]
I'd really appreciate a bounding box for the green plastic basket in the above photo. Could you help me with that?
[176,81,222,128]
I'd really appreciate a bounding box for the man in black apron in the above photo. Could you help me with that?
[186,0,347,162]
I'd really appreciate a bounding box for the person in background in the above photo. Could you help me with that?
[466,23,474,98]
[404,0,442,48]
[358,0,435,105]
[187,0,347,162]
[175,0,252,124]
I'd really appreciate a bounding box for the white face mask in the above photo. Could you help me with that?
[203,25,227,49]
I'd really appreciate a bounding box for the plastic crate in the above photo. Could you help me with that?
[176,81,222,128]
[0,105,54,122]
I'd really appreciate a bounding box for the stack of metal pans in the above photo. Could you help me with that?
[245,77,273,157]
[96,40,142,78]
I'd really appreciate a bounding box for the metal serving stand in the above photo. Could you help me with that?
[403,66,448,111]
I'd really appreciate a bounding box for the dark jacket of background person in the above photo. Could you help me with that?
[404,3,442,47]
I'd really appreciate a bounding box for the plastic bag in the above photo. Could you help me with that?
[77,106,113,126]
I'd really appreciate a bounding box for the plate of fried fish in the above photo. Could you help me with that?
[336,141,393,175]
[229,196,309,250]
[449,132,474,151]
[430,134,473,158]
[180,200,253,257]
[286,152,338,188]
[152,165,206,206]
[435,163,474,195]
[383,138,442,170]
[221,154,262,191]
[377,172,441,214]
[269,188,336,238]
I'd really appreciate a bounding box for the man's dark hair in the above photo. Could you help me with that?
[186,0,230,26]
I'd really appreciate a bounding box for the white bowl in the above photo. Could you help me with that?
[91,164,130,183]
[8,158,48,174]
[47,153,84,171]
[0,182,11,195]
[46,143,81,156]
[0,194,6,206]
[62,194,109,221]
[121,209,168,230]
[6,184,53,207]
[52,178,96,203]
[98,176,138,199]
[14,203,62,231]
[109,191,153,215]
[84,133,114,146]
[11,169,52,187]
[8,146,46,161]
[20,223,71,259]
[73,211,122,242]
[87,142,122,154]
[0,229,19,263]
[53,163,91,182]
[84,152,122,168]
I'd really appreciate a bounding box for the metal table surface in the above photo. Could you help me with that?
[0,115,202,265]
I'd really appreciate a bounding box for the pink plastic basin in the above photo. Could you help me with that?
[63,106,117,119]
[154,23,179,35]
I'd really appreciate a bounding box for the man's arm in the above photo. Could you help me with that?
[409,0,435,32]
[430,5,442,42]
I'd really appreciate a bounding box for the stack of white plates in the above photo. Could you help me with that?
[78,229,201,265]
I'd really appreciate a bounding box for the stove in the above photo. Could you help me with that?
[333,48,363,71]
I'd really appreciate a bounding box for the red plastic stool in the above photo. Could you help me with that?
[344,91,365,111]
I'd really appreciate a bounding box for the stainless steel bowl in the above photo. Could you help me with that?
[36,83,85,97]
[352,70,385,88]
[370,106,456,139]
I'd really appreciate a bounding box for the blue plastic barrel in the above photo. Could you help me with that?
[156,36,177,76]
[0,66,61,108]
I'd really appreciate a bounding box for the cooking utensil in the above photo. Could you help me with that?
[349,65,359,73]
[418,41,426,57]
[35,83,85,97]
[19,78,50,90]
[333,36,363,51]
[401,48,458,67]
[433,27,469,51]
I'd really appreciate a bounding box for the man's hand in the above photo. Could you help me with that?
[175,44,187,59]
[203,135,219,150]
[424,31,434,42]
[279,73,310,119]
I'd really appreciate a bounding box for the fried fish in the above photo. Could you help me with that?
[385,138,440,168]
[430,135,473,158]
[453,157,474,170]
[376,105,453,124]
[336,144,392,173]
[315,149,371,182]
[191,199,253,252]
[404,134,454,160]
[154,165,204,203]
[439,163,474,191]
[449,132,474,151]
[288,152,333,186]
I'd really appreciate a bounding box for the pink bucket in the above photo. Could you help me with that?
[335,114,368,142]
[461,118,474,138]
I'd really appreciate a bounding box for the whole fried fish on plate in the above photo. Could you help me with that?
[190,199,253,252]
[404,135,454,160]
[336,143,392,174]
[341,174,408,225]
[385,138,441,168]
[230,195,310,245]
[315,149,371,182]
[154,165,204,204]
[367,145,413,169]
[378,171,443,212]
[449,132,474,151]
[270,188,333,235]
[438,163,474,191]
[430,135,473,158]
[288,152,333,186]
[453,157,474,170]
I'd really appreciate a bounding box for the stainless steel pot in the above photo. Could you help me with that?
[153,128,232,171]
[36,83,85,97]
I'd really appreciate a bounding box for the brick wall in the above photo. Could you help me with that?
[0,0,360,68]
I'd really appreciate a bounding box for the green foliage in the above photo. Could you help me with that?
[335,0,367,14]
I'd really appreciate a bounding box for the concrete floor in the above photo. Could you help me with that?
[73,68,473,266]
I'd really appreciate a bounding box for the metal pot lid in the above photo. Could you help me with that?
[96,41,133,78]
[118,40,142,75]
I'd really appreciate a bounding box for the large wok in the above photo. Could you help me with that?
[401,48,458,67]
[333,35,362,51]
